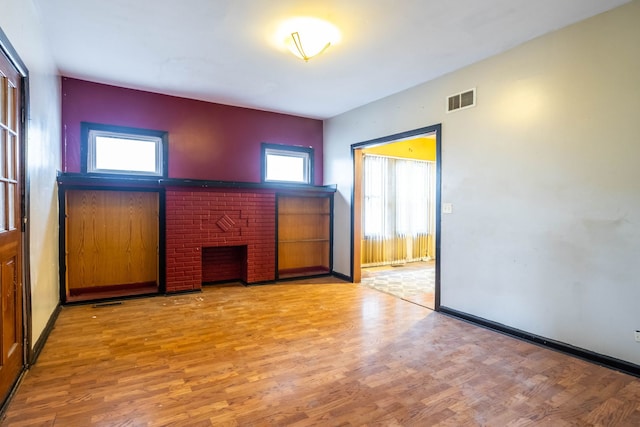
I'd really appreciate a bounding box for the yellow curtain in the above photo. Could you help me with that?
[362,233,434,266]
[361,154,436,267]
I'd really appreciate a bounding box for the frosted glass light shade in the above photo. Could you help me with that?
[277,17,340,61]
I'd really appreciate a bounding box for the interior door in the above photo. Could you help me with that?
[0,48,24,402]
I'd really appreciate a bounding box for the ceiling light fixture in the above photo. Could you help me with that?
[277,17,341,62]
[289,31,331,62]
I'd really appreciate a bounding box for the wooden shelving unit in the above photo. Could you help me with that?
[63,189,160,302]
[277,195,332,279]
[58,174,337,297]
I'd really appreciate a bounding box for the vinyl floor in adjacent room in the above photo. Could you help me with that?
[362,260,435,309]
[2,277,639,426]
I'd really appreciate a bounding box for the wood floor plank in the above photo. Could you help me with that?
[1,279,639,426]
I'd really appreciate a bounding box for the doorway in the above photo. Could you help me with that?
[351,124,441,310]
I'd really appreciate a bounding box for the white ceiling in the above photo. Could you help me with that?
[33,0,629,119]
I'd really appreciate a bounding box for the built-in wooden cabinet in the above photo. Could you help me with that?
[58,174,337,301]
[277,194,332,279]
[63,189,160,302]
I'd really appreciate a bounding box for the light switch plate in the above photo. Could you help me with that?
[442,203,453,214]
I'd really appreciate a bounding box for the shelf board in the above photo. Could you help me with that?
[278,266,331,279]
[279,239,329,243]
[278,212,330,215]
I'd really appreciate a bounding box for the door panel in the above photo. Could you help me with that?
[2,251,18,358]
[0,47,23,402]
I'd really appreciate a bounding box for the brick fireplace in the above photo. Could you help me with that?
[165,187,276,292]
[202,245,247,283]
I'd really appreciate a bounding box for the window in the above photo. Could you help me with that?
[363,154,434,237]
[81,122,168,177]
[262,143,313,184]
[363,155,387,236]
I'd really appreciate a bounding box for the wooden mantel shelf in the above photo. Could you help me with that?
[56,171,337,193]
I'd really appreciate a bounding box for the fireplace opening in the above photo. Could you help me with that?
[202,245,248,284]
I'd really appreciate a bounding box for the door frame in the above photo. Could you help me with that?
[350,124,442,310]
[0,27,32,369]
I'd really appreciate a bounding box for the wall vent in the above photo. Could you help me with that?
[447,88,476,113]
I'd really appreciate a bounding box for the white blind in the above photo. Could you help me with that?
[363,154,434,238]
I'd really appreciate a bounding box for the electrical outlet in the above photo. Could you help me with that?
[635,331,640,343]
[442,203,453,214]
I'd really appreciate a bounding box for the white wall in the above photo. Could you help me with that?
[1,0,61,345]
[325,1,640,365]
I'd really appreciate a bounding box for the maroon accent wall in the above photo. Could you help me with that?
[61,78,324,183]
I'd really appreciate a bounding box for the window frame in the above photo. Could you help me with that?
[261,143,314,185]
[81,122,168,178]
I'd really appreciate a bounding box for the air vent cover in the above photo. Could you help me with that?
[447,88,476,113]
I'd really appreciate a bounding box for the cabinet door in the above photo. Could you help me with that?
[65,190,159,292]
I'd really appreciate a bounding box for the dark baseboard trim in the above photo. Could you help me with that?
[164,288,202,296]
[332,272,352,283]
[64,291,160,306]
[439,306,640,378]
[29,304,61,366]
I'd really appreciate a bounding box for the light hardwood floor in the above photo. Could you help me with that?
[2,278,639,426]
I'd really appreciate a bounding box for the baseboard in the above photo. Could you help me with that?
[64,291,160,306]
[29,304,61,366]
[331,271,352,283]
[439,306,640,378]
[164,288,202,296]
